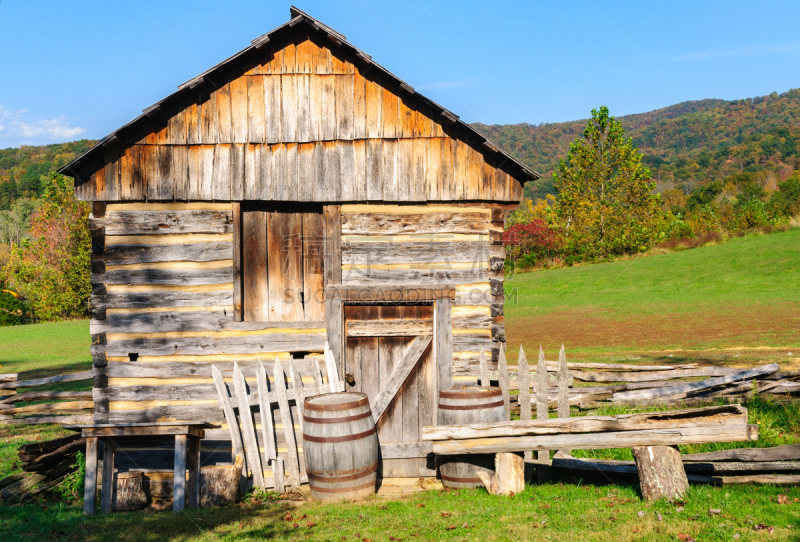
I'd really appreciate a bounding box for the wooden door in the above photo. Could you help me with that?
[344,304,435,478]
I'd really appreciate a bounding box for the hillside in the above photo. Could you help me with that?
[505,228,800,367]
[474,88,800,200]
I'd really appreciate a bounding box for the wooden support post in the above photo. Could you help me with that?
[632,445,689,502]
[83,437,98,515]
[187,436,201,509]
[173,434,187,512]
[100,438,116,513]
[434,297,453,423]
[518,346,532,462]
[536,346,550,481]
[498,344,510,420]
[479,348,490,387]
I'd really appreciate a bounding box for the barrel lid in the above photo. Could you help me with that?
[305,392,369,411]
[439,386,502,399]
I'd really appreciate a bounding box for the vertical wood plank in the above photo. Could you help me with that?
[266,210,284,321]
[243,210,268,321]
[466,145,484,201]
[187,145,201,200]
[187,436,201,508]
[232,202,242,321]
[439,138,453,201]
[144,145,159,201]
[557,344,569,418]
[248,75,266,143]
[199,145,215,200]
[325,300,343,387]
[381,86,398,138]
[186,96,201,145]
[295,38,314,73]
[498,343,510,420]
[399,98,415,138]
[339,140,356,202]
[479,348,489,387]
[537,346,549,466]
[426,137,442,201]
[233,362,265,488]
[412,138,427,202]
[309,74,322,142]
[256,361,278,462]
[396,138,413,202]
[313,141,326,201]
[297,142,316,202]
[323,204,342,286]
[518,346,532,462]
[83,437,98,515]
[272,143,287,200]
[103,147,119,202]
[353,139,367,201]
[283,211,305,321]
[244,144,257,199]
[320,74,336,141]
[282,42,296,74]
[273,359,301,490]
[284,142,299,201]
[100,439,116,513]
[264,75,282,144]
[200,88,218,144]
[281,75,298,143]
[313,42,331,74]
[158,145,174,201]
[173,145,189,201]
[336,74,354,140]
[302,211,325,321]
[173,435,187,512]
[382,139,398,201]
[434,297,452,424]
[231,143,245,201]
[213,144,231,201]
[353,71,367,139]
[289,359,306,436]
[296,74,311,143]
[365,76,382,139]
[167,103,187,145]
[211,365,248,485]
[216,82,232,144]
[323,141,341,201]
[311,356,325,395]
[258,143,274,200]
[230,77,249,144]
[366,139,383,201]
[272,457,285,494]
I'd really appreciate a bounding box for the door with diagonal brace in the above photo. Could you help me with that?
[344,304,435,478]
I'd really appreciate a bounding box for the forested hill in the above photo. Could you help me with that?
[0,141,95,210]
[474,88,800,199]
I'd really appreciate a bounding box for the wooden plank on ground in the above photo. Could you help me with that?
[613,364,780,402]
[682,444,800,463]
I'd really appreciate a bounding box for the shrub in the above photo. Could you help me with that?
[4,173,91,321]
[503,219,564,268]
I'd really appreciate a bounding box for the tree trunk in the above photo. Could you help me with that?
[632,445,688,502]
[477,453,524,496]
[200,454,243,508]
[114,472,147,511]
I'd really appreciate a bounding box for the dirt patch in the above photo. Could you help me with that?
[506,303,800,367]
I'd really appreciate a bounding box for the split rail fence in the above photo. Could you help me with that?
[0,372,93,426]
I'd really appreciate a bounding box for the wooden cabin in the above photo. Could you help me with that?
[60,7,540,481]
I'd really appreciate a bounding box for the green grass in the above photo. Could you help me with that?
[506,229,800,317]
[0,319,90,377]
[1,483,798,541]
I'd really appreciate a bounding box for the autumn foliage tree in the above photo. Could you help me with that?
[553,106,663,259]
[4,173,91,321]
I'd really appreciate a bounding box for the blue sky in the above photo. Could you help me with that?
[1,0,799,147]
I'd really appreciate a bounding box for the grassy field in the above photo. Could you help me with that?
[505,229,800,369]
[1,231,799,540]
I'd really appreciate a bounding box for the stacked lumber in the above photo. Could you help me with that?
[0,434,85,503]
[553,444,800,486]
[0,372,93,426]
[422,405,756,455]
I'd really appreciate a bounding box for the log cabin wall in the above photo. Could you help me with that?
[68,8,537,479]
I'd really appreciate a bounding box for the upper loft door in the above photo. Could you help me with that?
[236,204,325,322]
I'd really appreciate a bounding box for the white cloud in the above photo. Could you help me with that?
[0,106,86,146]
[667,42,800,62]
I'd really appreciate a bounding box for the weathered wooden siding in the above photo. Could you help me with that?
[340,203,505,381]
[75,34,522,204]
[89,203,329,479]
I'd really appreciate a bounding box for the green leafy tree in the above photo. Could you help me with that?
[4,173,91,321]
[553,106,663,259]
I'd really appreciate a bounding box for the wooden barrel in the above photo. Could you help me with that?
[303,392,379,501]
[437,386,505,489]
